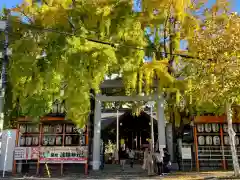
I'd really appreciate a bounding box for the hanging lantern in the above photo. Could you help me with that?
[212,124,219,132]
[48,136,55,145]
[27,125,32,133]
[65,136,72,145]
[32,136,39,146]
[56,136,62,145]
[223,124,228,132]
[55,124,62,133]
[204,124,212,132]
[197,124,204,132]
[198,136,205,145]
[66,125,73,133]
[224,136,229,145]
[33,125,39,133]
[213,136,220,145]
[26,137,32,146]
[20,136,25,146]
[19,125,26,133]
[206,136,213,145]
[42,136,49,146]
[43,125,49,133]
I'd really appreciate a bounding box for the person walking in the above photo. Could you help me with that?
[154,150,163,176]
[163,148,171,174]
[147,151,154,176]
[128,149,135,168]
[119,148,127,171]
[142,148,148,170]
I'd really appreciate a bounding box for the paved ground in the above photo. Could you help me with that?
[5,164,235,180]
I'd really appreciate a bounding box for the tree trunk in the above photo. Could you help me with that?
[226,102,240,176]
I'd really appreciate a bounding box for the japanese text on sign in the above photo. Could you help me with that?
[40,146,88,163]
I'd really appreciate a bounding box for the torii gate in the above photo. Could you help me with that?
[92,94,166,170]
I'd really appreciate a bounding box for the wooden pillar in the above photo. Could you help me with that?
[61,124,66,176]
[37,123,42,175]
[194,125,199,172]
[12,124,19,175]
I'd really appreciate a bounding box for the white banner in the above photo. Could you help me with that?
[14,147,39,160]
[181,147,192,159]
[39,146,88,164]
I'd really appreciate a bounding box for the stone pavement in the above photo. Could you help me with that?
[6,164,235,180]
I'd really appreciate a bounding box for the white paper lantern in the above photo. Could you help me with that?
[223,124,228,132]
[66,125,73,133]
[224,136,229,145]
[55,124,62,133]
[26,137,32,146]
[65,136,72,145]
[43,136,49,145]
[212,124,219,132]
[198,136,205,145]
[27,125,32,133]
[32,136,39,145]
[56,136,62,145]
[43,125,49,133]
[205,124,212,132]
[197,124,204,132]
[20,125,26,133]
[213,136,220,145]
[20,136,25,146]
[48,136,55,145]
[206,136,213,145]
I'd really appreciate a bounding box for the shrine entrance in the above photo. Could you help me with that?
[102,110,158,150]
[101,110,158,165]
[92,94,166,170]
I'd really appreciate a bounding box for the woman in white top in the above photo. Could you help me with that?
[128,149,135,168]
[142,148,148,170]
[147,151,154,176]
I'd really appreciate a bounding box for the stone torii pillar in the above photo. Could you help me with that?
[157,98,166,158]
[92,99,101,170]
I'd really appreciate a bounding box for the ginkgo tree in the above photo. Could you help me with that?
[0,0,209,133]
[1,0,148,128]
[184,1,240,175]
[0,0,192,128]
[138,0,206,131]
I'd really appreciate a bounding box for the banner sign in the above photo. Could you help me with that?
[181,147,192,159]
[39,146,88,163]
[14,147,39,160]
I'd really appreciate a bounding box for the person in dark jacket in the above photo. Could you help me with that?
[119,148,127,171]
[154,150,163,176]
[163,148,171,173]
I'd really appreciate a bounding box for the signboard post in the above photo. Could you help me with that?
[181,147,192,159]
[3,131,11,177]
[181,147,192,171]
[39,146,88,163]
